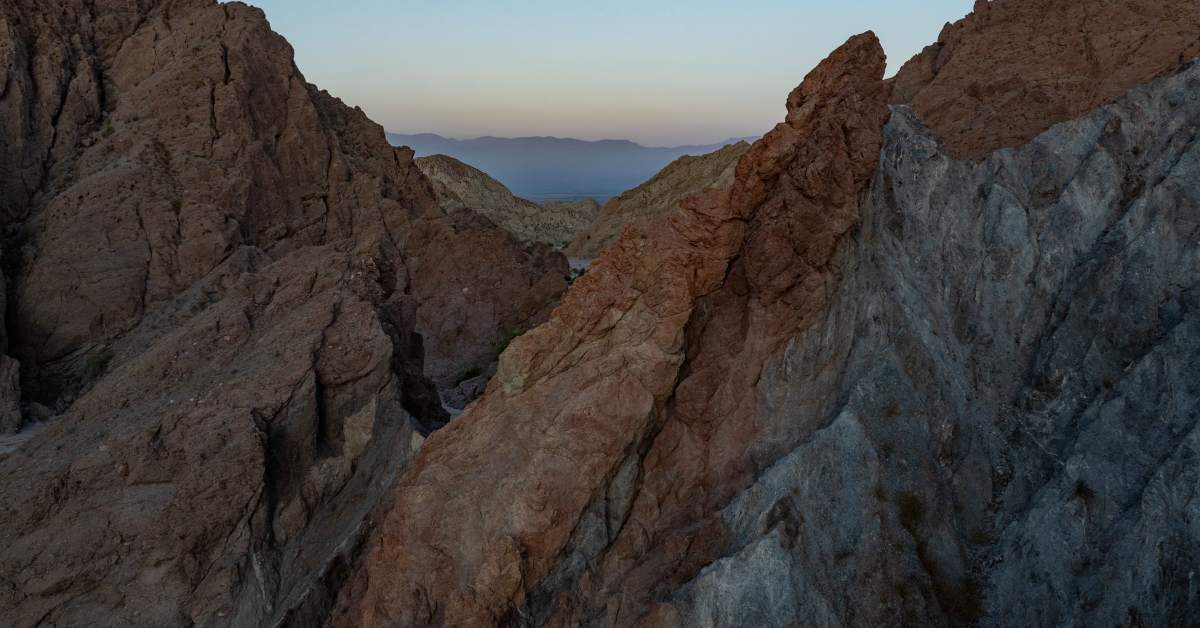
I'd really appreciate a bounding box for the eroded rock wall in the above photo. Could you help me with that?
[335,2,1200,627]
[337,32,892,627]
[0,1,566,625]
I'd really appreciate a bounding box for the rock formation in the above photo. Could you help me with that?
[540,198,601,241]
[564,141,749,259]
[417,154,599,246]
[3,0,1200,627]
[0,0,565,625]
[335,1,1200,626]
[338,31,893,626]
[890,0,1200,159]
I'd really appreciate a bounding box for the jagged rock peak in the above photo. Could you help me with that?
[336,32,891,627]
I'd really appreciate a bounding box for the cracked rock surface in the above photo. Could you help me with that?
[0,1,566,625]
[335,2,1200,626]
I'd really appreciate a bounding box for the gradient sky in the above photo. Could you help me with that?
[247,1,971,146]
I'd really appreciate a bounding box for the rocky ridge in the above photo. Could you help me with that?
[335,1,1200,626]
[564,141,749,259]
[1,0,1198,627]
[338,32,893,626]
[0,0,565,625]
[416,154,600,246]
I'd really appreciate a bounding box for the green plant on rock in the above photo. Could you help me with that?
[496,326,523,354]
[896,491,925,532]
[85,349,114,380]
[454,366,484,386]
[968,528,993,545]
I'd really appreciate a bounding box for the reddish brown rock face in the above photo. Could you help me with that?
[0,0,566,624]
[891,0,1200,159]
[340,32,892,627]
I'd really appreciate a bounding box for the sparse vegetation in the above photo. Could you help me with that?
[496,326,523,354]
[896,491,925,532]
[84,349,114,380]
[968,528,993,545]
[566,265,588,284]
[454,366,484,386]
[1074,479,1096,502]
[941,578,984,623]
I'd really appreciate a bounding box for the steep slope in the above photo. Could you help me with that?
[338,32,892,627]
[335,2,1200,627]
[565,141,750,259]
[416,154,599,246]
[0,1,565,625]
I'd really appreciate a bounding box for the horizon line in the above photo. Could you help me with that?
[386,131,762,150]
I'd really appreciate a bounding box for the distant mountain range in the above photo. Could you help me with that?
[387,133,758,202]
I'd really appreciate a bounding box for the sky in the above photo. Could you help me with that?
[247,1,971,147]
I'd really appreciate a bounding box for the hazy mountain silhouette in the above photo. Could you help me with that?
[387,133,758,202]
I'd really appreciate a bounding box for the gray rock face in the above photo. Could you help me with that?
[667,61,1200,627]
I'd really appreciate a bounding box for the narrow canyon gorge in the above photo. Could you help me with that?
[1,1,1199,627]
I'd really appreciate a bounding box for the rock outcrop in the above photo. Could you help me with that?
[417,154,599,246]
[3,0,1199,627]
[338,32,893,627]
[564,141,749,259]
[335,2,1200,627]
[891,0,1200,159]
[0,0,565,625]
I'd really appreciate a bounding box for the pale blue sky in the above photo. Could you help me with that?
[247,1,970,146]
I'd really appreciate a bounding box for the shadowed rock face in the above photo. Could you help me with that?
[0,0,565,625]
[891,0,1200,159]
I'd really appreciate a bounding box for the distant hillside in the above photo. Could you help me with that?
[387,133,757,201]
[416,154,600,246]
[566,141,751,259]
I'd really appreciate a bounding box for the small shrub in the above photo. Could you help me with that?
[942,578,984,623]
[1074,479,1096,502]
[454,366,483,386]
[896,491,924,532]
[496,326,523,354]
[101,123,114,138]
[968,528,993,545]
[84,349,114,379]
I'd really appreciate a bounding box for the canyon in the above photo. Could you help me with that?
[1,1,1199,627]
